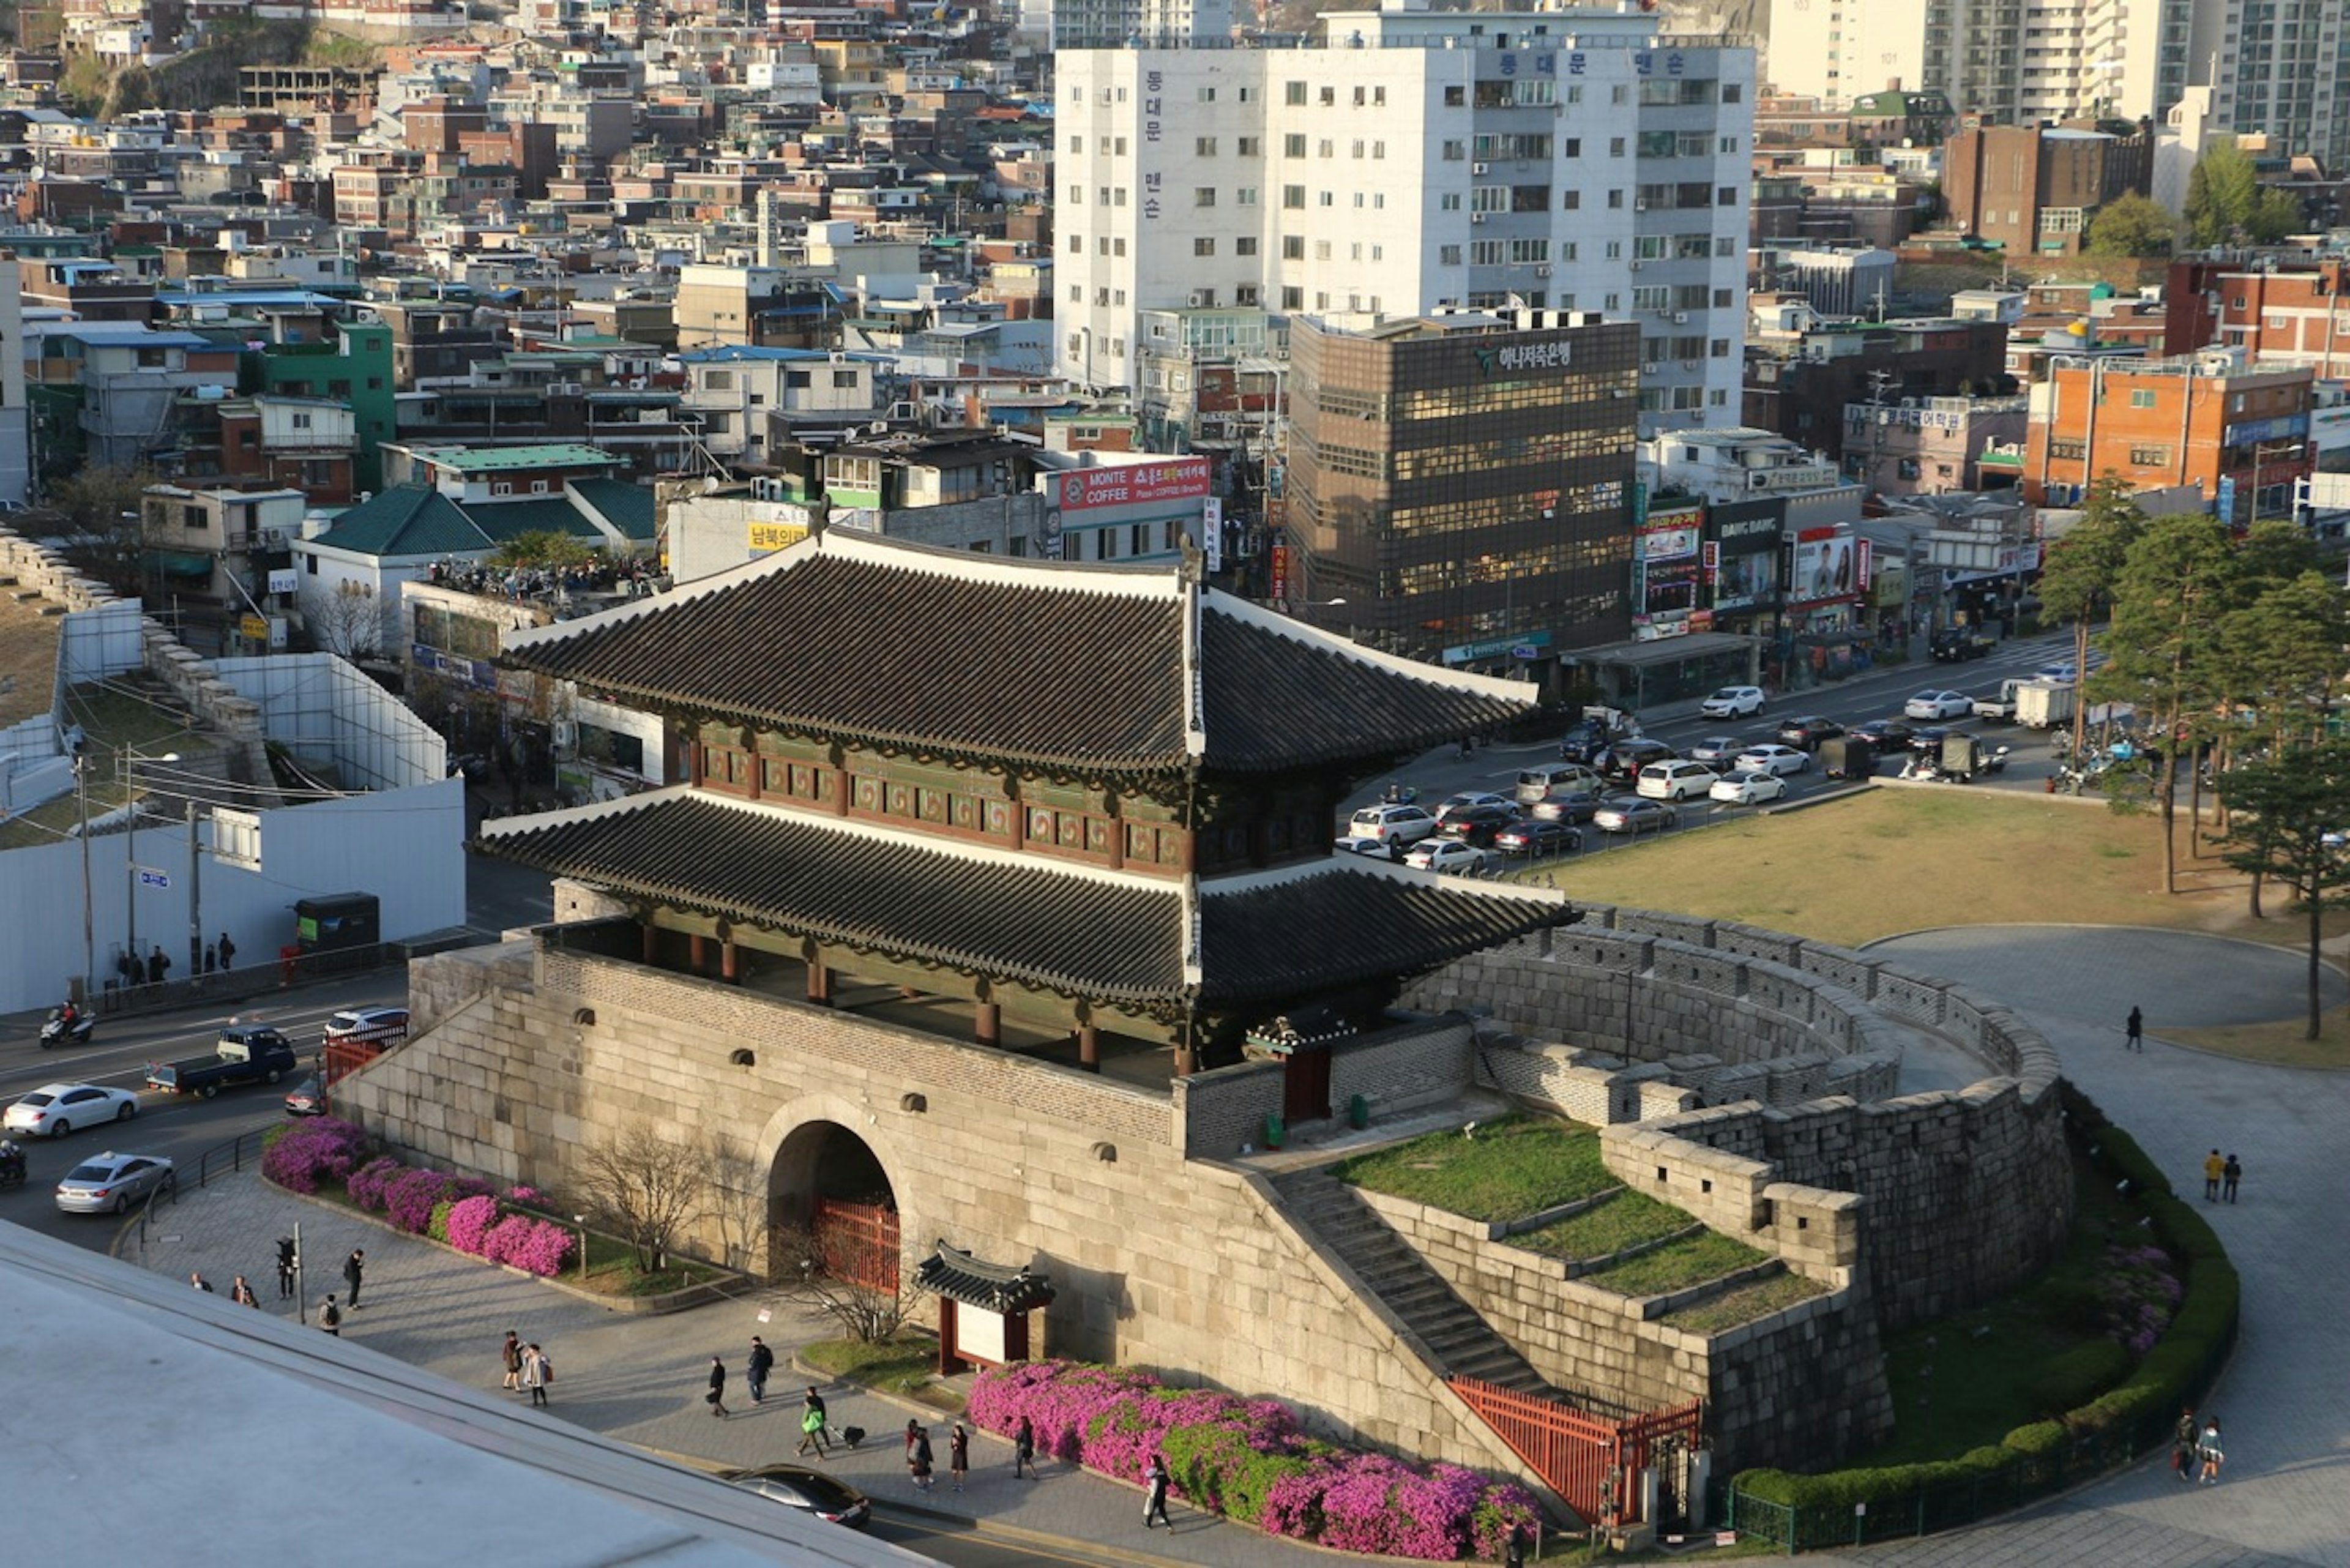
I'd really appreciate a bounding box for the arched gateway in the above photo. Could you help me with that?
[771,1119,899,1293]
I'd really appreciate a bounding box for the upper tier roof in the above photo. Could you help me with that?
[499,531,1536,777]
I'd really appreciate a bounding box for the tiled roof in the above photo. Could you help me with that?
[477,791,1571,1008]
[485,793,1186,1004]
[499,534,1537,777]
[310,485,487,557]
[416,444,616,472]
[466,496,603,543]
[914,1243,1056,1313]
[569,478,657,541]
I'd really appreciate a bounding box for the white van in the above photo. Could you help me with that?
[1636,761,1721,802]
[1515,763,1603,804]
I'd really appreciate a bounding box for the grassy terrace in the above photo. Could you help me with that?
[1513,1189,1695,1261]
[1330,1114,1615,1220]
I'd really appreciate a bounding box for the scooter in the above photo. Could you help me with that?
[39,1007,95,1050]
[1981,745,2012,776]
[0,1143,24,1190]
[1381,783,1419,806]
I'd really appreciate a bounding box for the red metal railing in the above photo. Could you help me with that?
[1450,1375,1703,1528]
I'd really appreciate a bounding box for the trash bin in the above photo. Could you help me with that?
[1264,1112,1286,1150]
[1349,1094,1370,1130]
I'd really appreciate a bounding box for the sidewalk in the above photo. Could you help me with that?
[123,1173,1348,1568]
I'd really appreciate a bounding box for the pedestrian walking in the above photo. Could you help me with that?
[1143,1452,1171,1529]
[797,1387,831,1457]
[2223,1154,2242,1204]
[342,1248,365,1308]
[230,1275,258,1308]
[319,1294,343,1336]
[147,946,169,985]
[189,1271,214,1293]
[2198,1418,2225,1485]
[2125,1005,2144,1051]
[204,944,217,975]
[523,1343,551,1407]
[217,931,236,972]
[1504,1520,1532,1567]
[2173,1406,2199,1481]
[2203,1149,2224,1202]
[706,1355,730,1418]
[949,1424,969,1493]
[746,1336,774,1403]
[1013,1414,1037,1479]
[275,1237,297,1299]
[502,1330,524,1392]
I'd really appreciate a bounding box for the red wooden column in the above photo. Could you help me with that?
[640,920,659,965]
[936,1299,962,1374]
[1077,1022,1100,1073]
[807,963,832,1006]
[688,934,708,976]
[720,940,739,984]
[975,1001,1002,1048]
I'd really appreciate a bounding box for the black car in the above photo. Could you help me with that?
[722,1464,873,1529]
[1775,715,1846,751]
[1906,725,1952,755]
[1931,629,1996,662]
[1435,803,1517,846]
[1598,738,1676,782]
[1558,719,1616,763]
[1493,818,1584,857]
[1849,718,1916,750]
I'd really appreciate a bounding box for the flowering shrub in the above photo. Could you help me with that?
[487,1214,576,1277]
[346,1157,405,1212]
[445,1193,501,1255]
[384,1167,491,1234]
[261,1118,371,1195]
[2100,1244,2184,1356]
[971,1361,1537,1559]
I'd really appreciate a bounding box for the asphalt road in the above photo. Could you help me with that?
[870,1509,1168,1566]
[1346,627,2097,871]
[1,976,411,1248]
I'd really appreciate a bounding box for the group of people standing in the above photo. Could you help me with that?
[2201,1149,2244,1204]
[2174,1407,2226,1485]
[499,1330,553,1405]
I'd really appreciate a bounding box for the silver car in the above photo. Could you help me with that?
[54,1151,176,1215]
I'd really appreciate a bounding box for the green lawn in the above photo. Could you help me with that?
[1581,1231,1771,1297]
[1332,1114,1616,1222]
[1513,1189,1695,1262]
[1660,1272,1830,1334]
[802,1334,939,1398]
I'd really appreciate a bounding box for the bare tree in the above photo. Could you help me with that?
[576,1124,708,1272]
[311,580,381,657]
[768,1220,917,1343]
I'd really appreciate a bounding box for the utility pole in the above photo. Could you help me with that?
[76,756,92,1004]
[187,797,203,985]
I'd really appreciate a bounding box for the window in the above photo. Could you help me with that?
[291,411,312,429]
[1068,233,1081,253]
[1281,286,1304,310]
[1235,188,1257,207]
[1283,185,1305,208]
[706,370,734,391]
[1319,85,1335,104]
[1131,523,1149,556]
[1285,133,1307,157]
[1282,235,1305,259]
[2129,444,2173,465]
[1564,137,1581,158]
[1318,138,1334,157]
[2130,388,2158,409]
[1610,136,1626,157]
[1195,237,1217,256]
[1439,244,1463,266]
[833,370,857,389]
[1441,140,1466,160]
[1315,239,1333,259]
[1196,137,1217,155]
[531,480,551,495]
[1100,528,1119,559]
[1195,187,1216,206]
[1069,285,1082,303]
[1608,189,1624,209]
[1236,285,1260,305]
[1471,239,1505,265]
[1562,189,1580,210]
[1237,136,1260,156]
[1718,186,1737,205]
[1198,86,1216,102]
[1441,192,1462,211]
[1285,80,1307,104]
[1236,236,1259,256]
[1723,84,1742,102]
[1445,85,1465,105]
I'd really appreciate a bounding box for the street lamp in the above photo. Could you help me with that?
[122,746,181,991]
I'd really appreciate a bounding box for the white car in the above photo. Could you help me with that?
[6,1082,140,1138]
[1710,769,1789,806]
[1346,803,1439,846]
[1430,790,1513,822]
[1734,744,1812,777]
[1903,690,1975,720]
[1636,760,1722,802]
[1698,685,1766,720]
[1404,838,1490,875]
[1334,834,1401,861]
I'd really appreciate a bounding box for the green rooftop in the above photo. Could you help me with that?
[419,444,616,473]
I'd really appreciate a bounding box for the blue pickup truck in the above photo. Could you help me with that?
[146,1026,302,1099]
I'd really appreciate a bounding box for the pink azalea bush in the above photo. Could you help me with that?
[385,1167,492,1234]
[970,1361,1539,1559]
[445,1193,501,1254]
[261,1118,370,1195]
[346,1156,405,1212]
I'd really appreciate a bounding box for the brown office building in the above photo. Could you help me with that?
[1283,311,1639,673]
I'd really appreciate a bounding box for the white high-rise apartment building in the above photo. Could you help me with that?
[1766,0,2195,129]
[1056,5,1756,435]
[1051,0,1233,50]
[2190,0,2350,173]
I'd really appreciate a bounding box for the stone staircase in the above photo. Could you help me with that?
[1275,1166,1548,1395]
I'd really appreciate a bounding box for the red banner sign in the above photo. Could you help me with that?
[1056,457,1212,512]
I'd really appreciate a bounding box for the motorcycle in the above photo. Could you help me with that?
[1381,783,1419,806]
[0,1144,23,1190]
[39,1007,95,1050]
[1980,745,2012,776]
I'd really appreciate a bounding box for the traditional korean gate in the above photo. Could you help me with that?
[1450,1375,1703,1528]
[1283,1041,1332,1124]
[811,1196,901,1294]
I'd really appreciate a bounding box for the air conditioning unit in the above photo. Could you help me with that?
[1628,259,1643,271]
[1471,212,1488,223]
[1643,362,1662,374]
[1534,264,1553,277]
[1635,197,1649,210]
[1681,359,1700,370]
[1672,312,1689,324]
[552,719,577,752]
[1188,289,1210,307]
[1472,162,1490,175]
[550,381,584,395]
